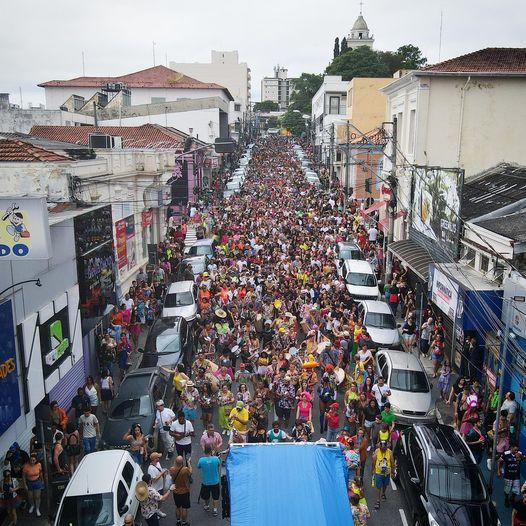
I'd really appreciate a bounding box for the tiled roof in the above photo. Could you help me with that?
[38,65,232,95]
[29,124,186,149]
[462,163,526,220]
[421,48,526,74]
[0,139,71,162]
[476,210,526,242]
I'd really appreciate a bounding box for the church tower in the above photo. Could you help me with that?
[346,2,374,50]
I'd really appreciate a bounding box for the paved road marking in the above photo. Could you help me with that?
[390,477,397,490]
[399,508,409,526]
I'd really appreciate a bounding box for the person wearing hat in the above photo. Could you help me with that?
[135,473,172,526]
[154,400,175,460]
[181,381,199,423]
[372,440,393,510]
[228,401,249,443]
[146,453,169,517]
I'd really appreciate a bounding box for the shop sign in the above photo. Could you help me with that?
[0,197,52,260]
[0,300,21,435]
[39,306,71,378]
[141,210,153,228]
[412,167,463,257]
[115,219,128,269]
[125,215,136,272]
[431,267,459,320]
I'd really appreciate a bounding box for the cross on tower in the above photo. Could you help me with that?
[359,0,363,15]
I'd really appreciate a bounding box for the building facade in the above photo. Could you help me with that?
[261,66,295,111]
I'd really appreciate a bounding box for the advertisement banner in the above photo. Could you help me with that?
[0,197,52,260]
[141,210,153,228]
[125,215,136,272]
[0,300,21,435]
[39,306,71,378]
[412,167,463,257]
[115,219,127,269]
[431,266,459,320]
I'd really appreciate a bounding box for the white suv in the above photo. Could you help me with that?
[341,259,380,300]
[357,300,401,349]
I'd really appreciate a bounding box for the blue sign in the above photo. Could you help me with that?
[0,300,21,435]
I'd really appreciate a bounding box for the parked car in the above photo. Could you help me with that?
[357,300,401,348]
[394,423,499,526]
[335,241,364,264]
[375,349,436,423]
[174,255,207,281]
[54,450,142,526]
[185,238,216,258]
[142,316,193,369]
[162,280,198,322]
[101,368,170,448]
[340,259,380,300]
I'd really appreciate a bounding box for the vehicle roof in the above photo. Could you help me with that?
[167,280,194,293]
[65,450,132,495]
[344,259,374,272]
[338,241,360,249]
[361,300,393,314]
[413,423,473,465]
[190,238,214,246]
[182,255,207,264]
[379,349,424,371]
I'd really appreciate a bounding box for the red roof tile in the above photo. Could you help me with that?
[29,124,186,150]
[0,139,71,162]
[38,65,233,96]
[422,48,526,74]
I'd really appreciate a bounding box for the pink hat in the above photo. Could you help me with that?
[301,391,312,401]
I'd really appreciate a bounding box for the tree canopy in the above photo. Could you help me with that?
[253,100,279,112]
[280,109,307,136]
[288,73,323,114]
[396,44,427,69]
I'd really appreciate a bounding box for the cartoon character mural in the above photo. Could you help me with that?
[2,203,30,242]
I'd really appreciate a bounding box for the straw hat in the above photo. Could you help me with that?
[215,309,227,319]
[135,481,149,502]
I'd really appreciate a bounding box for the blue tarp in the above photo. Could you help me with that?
[227,444,354,526]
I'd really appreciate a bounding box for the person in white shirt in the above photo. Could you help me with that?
[155,400,175,459]
[367,226,378,242]
[146,452,169,519]
[170,412,195,460]
[372,377,391,410]
[123,293,134,311]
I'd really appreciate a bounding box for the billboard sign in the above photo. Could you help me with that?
[412,167,463,257]
[40,306,71,378]
[430,266,459,320]
[125,215,136,272]
[0,300,21,435]
[0,197,52,260]
[115,219,128,269]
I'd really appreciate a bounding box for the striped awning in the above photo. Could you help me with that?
[387,239,433,281]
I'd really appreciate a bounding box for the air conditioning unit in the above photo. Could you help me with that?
[89,134,123,149]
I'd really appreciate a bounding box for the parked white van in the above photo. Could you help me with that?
[341,259,380,300]
[54,450,142,526]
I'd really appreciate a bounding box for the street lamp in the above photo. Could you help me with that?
[0,278,42,297]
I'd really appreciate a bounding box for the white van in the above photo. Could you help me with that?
[54,450,142,526]
[341,259,380,300]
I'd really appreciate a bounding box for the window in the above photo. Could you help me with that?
[329,96,340,115]
[151,97,166,103]
[480,255,490,273]
[57,494,114,526]
[110,396,152,418]
[164,291,194,307]
[122,462,135,489]
[377,354,387,376]
[427,464,487,502]
[389,370,429,393]
[365,312,396,330]
[464,247,476,267]
[234,103,241,112]
[408,109,416,153]
[408,434,424,481]
[117,482,127,514]
[345,272,376,287]
[359,32,363,38]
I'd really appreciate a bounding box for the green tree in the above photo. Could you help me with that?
[288,73,323,114]
[396,44,427,69]
[253,100,279,112]
[378,50,404,76]
[265,116,280,129]
[280,109,307,136]
[340,37,348,54]
[334,37,340,58]
[326,46,390,80]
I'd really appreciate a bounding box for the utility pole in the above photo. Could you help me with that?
[344,121,351,212]
[385,117,397,284]
[329,123,335,189]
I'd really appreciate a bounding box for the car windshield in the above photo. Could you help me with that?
[156,332,181,355]
[165,291,193,307]
[185,260,206,274]
[110,395,151,418]
[365,312,396,329]
[190,245,212,256]
[340,248,363,261]
[57,493,114,526]
[346,272,376,287]
[427,464,487,502]
[389,369,429,393]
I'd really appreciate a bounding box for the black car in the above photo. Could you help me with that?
[141,316,194,369]
[101,367,170,448]
[394,423,499,526]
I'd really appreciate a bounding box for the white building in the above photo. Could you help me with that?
[381,48,526,244]
[345,10,374,50]
[38,65,234,141]
[261,66,295,111]
[170,51,251,137]
[311,76,348,171]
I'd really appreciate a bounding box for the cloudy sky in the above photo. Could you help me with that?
[2,0,525,107]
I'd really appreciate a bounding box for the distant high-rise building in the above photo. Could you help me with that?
[261,66,296,111]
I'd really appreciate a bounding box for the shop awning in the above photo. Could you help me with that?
[388,239,434,281]
[360,200,386,216]
[378,210,406,231]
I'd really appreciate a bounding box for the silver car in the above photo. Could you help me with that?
[162,281,198,322]
[375,350,436,424]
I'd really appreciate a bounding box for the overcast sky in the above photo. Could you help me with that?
[2,0,525,107]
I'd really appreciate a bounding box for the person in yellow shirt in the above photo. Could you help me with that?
[228,401,249,443]
[354,356,365,386]
[372,440,393,509]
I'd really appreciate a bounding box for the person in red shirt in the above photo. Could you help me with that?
[325,402,341,442]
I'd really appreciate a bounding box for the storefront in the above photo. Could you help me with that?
[428,263,502,374]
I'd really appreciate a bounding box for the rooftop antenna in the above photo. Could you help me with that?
[152,41,156,66]
[438,10,443,62]
[82,51,85,76]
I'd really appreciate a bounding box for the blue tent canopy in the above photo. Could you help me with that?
[226,444,354,526]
